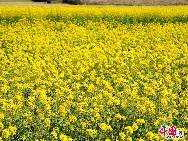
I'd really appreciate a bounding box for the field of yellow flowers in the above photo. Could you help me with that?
[0,6,188,141]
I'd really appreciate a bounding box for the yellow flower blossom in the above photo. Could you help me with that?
[0,113,4,120]
[2,129,11,139]
[127,137,132,141]
[119,132,126,140]
[69,115,77,123]
[105,139,111,141]
[86,129,97,137]
[125,126,134,135]
[99,123,113,132]
[136,119,145,126]
[8,126,17,136]
[59,134,73,141]
[0,122,4,130]
[51,129,58,139]
[146,131,154,140]
[115,113,126,120]
[132,123,139,131]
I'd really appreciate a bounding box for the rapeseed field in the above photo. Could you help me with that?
[0,6,188,141]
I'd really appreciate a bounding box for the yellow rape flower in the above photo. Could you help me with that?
[99,123,113,132]
[51,129,58,139]
[115,113,126,120]
[8,126,17,136]
[2,129,11,139]
[136,119,145,126]
[44,118,51,127]
[0,113,4,120]
[0,122,4,130]
[125,126,134,135]
[146,131,154,140]
[86,129,97,137]
[59,134,73,141]
[132,123,139,131]
[69,115,77,123]
[127,137,132,141]
[119,132,126,140]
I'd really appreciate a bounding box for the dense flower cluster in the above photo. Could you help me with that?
[0,5,188,17]
[0,6,188,141]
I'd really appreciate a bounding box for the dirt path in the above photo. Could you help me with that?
[0,2,70,6]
